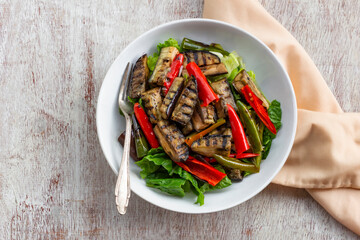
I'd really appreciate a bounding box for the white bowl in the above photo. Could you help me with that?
[96,19,297,213]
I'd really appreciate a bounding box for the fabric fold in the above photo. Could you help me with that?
[273,110,360,189]
[203,0,360,235]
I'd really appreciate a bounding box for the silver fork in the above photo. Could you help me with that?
[115,62,133,214]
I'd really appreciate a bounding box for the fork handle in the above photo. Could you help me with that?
[115,113,132,214]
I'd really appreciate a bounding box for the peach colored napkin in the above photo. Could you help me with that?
[203,0,360,235]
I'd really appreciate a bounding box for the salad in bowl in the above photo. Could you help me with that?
[117,37,282,206]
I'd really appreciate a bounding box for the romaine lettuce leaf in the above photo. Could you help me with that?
[267,100,282,130]
[147,52,159,73]
[170,165,205,206]
[147,147,165,155]
[262,100,282,159]
[135,149,206,205]
[146,178,188,197]
[156,38,181,52]
[135,151,173,178]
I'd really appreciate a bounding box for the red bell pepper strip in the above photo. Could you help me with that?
[241,85,277,135]
[133,103,159,148]
[227,104,250,155]
[229,153,260,159]
[186,62,219,107]
[176,157,226,186]
[164,54,184,95]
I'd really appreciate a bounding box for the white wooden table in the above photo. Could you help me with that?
[1,0,359,239]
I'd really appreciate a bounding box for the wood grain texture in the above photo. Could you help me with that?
[0,0,359,239]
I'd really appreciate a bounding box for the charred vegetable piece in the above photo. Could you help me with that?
[192,109,210,132]
[197,103,216,125]
[129,54,149,98]
[171,77,198,125]
[186,118,226,146]
[181,121,194,135]
[140,87,162,124]
[183,51,221,67]
[154,120,189,162]
[149,46,179,87]
[225,168,243,181]
[191,128,232,157]
[181,38,230,56]
[233,69,269,109]
[211,78,237,118]
[159,77,185,119]
[199,63,228,76]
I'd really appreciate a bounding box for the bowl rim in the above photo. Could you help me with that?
[96,18,297,214]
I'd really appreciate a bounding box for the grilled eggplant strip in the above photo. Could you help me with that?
[148,47,179,87]
[181,121,194,135]
[191,103,216,132]
[211,78,237,118]
[191,128,232,157]
[171,77,198,125]
[199,63,228,76]
[154,120,189,162]
[159,77,185,119]
[140,87,162,124]
[181,50,221,77]
[192,109,210,132]
[233,69,270,109]
[197,103,216,125]
[129,54,149,98]
[183,51,221,66]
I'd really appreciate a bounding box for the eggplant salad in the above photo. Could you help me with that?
[118,38,282,205]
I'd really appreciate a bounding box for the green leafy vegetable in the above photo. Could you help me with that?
[170,165,205,205]
[147,147,165,155]
[146,178,188,197]
[247,70,256,81]
[135,148,207,205]
[267,100,282,130]
[262,100,282,159]
[135,150,173,178]
[157,38,181,52]
[147,52,159,73]
[227,66,243,84]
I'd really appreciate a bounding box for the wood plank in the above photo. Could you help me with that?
[0,0,359,239]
